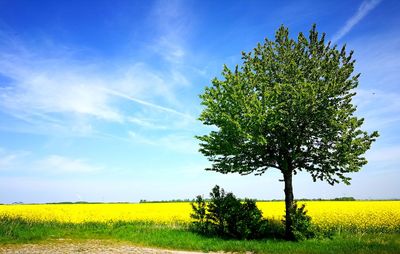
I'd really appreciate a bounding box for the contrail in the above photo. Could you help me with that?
[331,0,382,44]
[103,88,194,120]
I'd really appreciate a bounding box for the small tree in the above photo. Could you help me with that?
[197,24,378,240]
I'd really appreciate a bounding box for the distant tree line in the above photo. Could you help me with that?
[45,201,133,204]
[139,199,194,203]
[139,197,358,203]
[4,197,399,205]
[264,197,356,202]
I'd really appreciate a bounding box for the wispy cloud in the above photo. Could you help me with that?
[351,33,400,89]
[128,131,199,154]
[105,88,194,120]
[0,39,123,124]
[114,63,180,105]
[0,154,18,170]
[331,0,382,43]
[0,30,196,137]
[148,0,192,64]
[36,155,102,173]
[0,148,28,171]
[366,145,400,162]
[0,147,103,174]
[354,88,400,131]
[127,116,167,130]
[352,88,400,176]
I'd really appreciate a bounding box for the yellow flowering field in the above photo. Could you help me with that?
[0,201,399,232]
[257,201,400,232]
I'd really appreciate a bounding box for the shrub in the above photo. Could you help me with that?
[190,195,210,235]
[190,185,268,239]
[283,202,316,241]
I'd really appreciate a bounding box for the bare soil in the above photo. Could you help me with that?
[0,239,241,254]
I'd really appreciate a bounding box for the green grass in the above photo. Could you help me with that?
[0,216,399,253]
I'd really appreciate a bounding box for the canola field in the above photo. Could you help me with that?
[1,201,399,233]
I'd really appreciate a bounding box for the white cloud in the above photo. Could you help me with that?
[354,88,400,131]
[366,146,400,162]
[0,43,122,123]
[106,88,194,120]
[114,63,179,104]
[0,147,103,174]
[159,134,199,154]
[127,131,155,146]
[154,37,186,63]
[127,116,167,130]
[148,0,192,64]
[128,131,199,154]
[0,151,19,170]
[351,34,400,89]
[0,148,30,171]
[0,31,196,137]
[331,0,382,43]
[0,154,17,170]
[36,155,102,173]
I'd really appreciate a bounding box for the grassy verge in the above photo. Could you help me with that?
[0,216,399,253]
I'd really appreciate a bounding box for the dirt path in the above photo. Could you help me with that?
[0,240,237,254]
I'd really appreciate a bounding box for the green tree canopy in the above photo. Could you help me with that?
[197,24,378,239]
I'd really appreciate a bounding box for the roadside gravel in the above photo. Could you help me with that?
[0,239,244,254]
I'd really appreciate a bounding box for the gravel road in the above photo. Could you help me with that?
[0,240,240,254]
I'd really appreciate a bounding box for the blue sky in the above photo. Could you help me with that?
[0,0,399,203]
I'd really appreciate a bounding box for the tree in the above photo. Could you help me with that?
[196,25,379,240]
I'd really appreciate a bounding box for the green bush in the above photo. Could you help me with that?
[283,202,316,241]
[190,185,268,239]
[190,195,210,235]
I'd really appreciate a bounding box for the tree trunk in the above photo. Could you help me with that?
[283,170,294,240]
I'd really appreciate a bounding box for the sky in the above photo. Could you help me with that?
[0,0,399,203]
